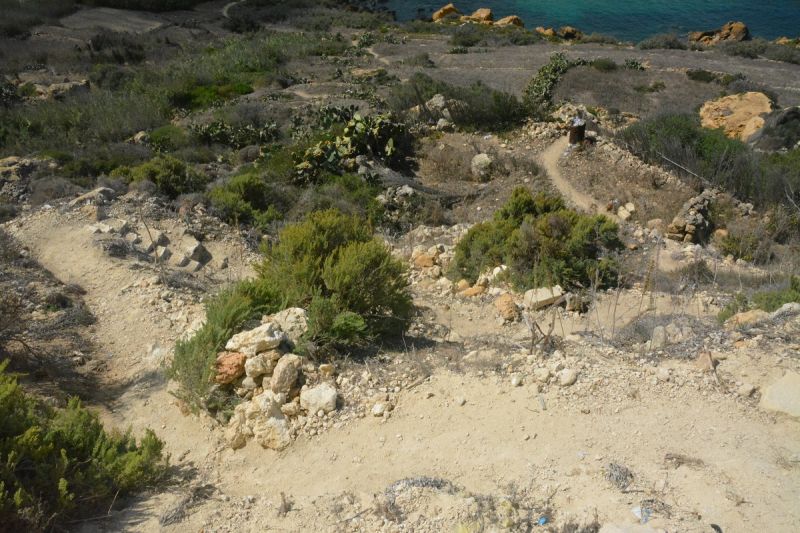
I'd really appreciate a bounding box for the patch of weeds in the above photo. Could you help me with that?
[447,46,469,54]
[451,187,622,290]
[634,81,665,93]
[717,275,800,323]
[686,68,716,83]
[398,52,435,68]
[590,58,617,72]
[624,58,646,71]
[190,120,278,150]
[637,34,687,50]
[111,155,207,199]
[389,73,534,131]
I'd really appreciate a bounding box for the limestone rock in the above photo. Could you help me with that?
[523,285,564,310]
[558,26,584,40]
[494,293,518,321]
[536,26,555,36]
[270,307,309,345]
[700,92,774,141]
[68,187,117,207]
[271,354,300,394]
[460,285,485,298]
[249,392,292,450]
[226,322,286,356]
[650,326,667,349]
[559,369,578,386]
[471,153,493,179]
[456,279,471,291]
[319,363,335,377]
[432,3,461,22]
[45,80,90,100]
[617,206,631,221]
[467,8,492,23]
[244,353,273,378]
[300,383,338,414]
[495,15,523,27]
[759,372,800,419]
[214,352,246,384]
[724,309,769,330]
[689,21,749,46]
[143,231,169,253]
[187,242,212,264]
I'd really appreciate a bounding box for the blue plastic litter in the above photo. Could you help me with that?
[538,517,547,525]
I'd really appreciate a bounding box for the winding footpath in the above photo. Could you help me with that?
[540,136,620,222]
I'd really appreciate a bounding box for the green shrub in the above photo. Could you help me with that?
[686,69,716,83]
[0,360,168,531]
[209,173,285,229]
[451,187,623,290]
[447,46,469,55]
[450,25,484,47]
[111,155,206,198]
[149,125,192,152]
[243,209,413,342]
[717,276,800,322]
[165,288,253,411]
[637,34,687,50]
[591,58,618,72]
[579,33,618,45]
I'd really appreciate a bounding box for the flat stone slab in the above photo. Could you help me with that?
[60,8,166,33]
[760,372,800,419]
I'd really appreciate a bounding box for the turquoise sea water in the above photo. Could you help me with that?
[383,0,800,42]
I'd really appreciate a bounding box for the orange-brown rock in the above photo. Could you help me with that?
[689,21,749,46]
[699,92,774,141]
[536,26,555,36]
[414,254,437,268]
[494,293,518,321]
[456,279,471,291]
[558,26,584,40]
[468,8,493,23]
[433,3,461,22]
[459,285,485,298]
[214,351,246,384]
[495,15,523,28]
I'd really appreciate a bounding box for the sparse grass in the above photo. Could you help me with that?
[716,39,800,64]
[637,34,687,50]
[389,72,535,131]
[0,0,78,38]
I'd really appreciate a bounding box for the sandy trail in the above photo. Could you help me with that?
[541,136,617,220]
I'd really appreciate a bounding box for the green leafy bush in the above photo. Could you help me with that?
[111,155,206,198]
[523,53,589,109]
[451,187,623,290]
[447,46,469,55]
[172,83,254,110]
[0,360,168,531]
[244,209,413,340]
[624,59,646,71]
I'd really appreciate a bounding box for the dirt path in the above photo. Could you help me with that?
[541,136,617,220]
[222,0,245,18]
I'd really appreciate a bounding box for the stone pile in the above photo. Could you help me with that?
[666,189,753,244]
[219,310,345,450]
